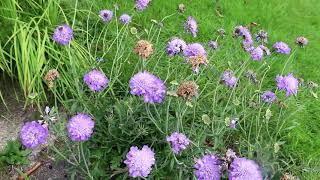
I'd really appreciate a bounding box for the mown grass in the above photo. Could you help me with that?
[0,0,319,179]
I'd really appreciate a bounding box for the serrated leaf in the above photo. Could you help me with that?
[202,114,211,125]
[265,109,272,120]
[186,101,193,107]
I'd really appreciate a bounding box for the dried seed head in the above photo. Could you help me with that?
[280,173,299,180]
[217,28,226,37]
[176,81,199,101]
[295,36,308,47]
[134,40,154,59]
[44,69,60,82]
[178,4,186,13]
[187,55,208,73]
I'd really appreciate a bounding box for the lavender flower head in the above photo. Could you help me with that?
[208,40,218,50]
[99,10,113,23]
[276,73,299,96]
[19,121,49,149]
[67,113,95,142]
[234,26,254,52]
[261,91,277,103]
[184,16,198,37]
[229,117,238,129]
[259,45,271,56]
[83,69,109,92]
[52,24,73,45]
[129,71,166,103]
[183,43,206,57]
[166,132,190,154]
[273,42,291,54]
[119,14,131,24]
[167,38,187,56]
[124,145,155,178]
[221,70,237,88]
[229,158,263,180]
[250,46,264,61]
[135,0,151,11]
[194,154,223,180]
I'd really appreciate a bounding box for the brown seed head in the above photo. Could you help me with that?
[44,69,60,82]
[176,81,199,101]
[134,40,154,59]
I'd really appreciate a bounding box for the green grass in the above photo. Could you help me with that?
[0,0,319,179]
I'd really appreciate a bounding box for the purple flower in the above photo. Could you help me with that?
[234,26,254,52]
[273,42,291,54]
[229,118,238,129]
[129,71,166,103]
[194,154,223,180]
[208,40,218,50]
[19,121,49,149]
[183,43,206,57]
[67,113,95,142]
[124,145,155,178]
[99,10,113,23]
[184,16,198,37]
[166,132,190,154]
[83,69,109,92]
[135,0,151,11]
[52,24,73,45]
[259,45,271,56]
[119,14,131,24]
[276,73,299,96]
[261,91,277,103]
[229,158,263,180]
[167,38,187,56]
[221,70,237,88]
[250,46,264,61]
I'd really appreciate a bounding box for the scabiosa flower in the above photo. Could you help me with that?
[273,42,291,54]
[184,16,198,37]
[194,154,223,180]
[135,0,151,11]
[129,71,166,103]
[134,40,154,59]
[250,46,264,61]
[226,149,237,162]
[296,36,308,47]
[167,38,187,56]
[276,73,299,96]
[119,14,131,24]
[183,43,206,57]
[124,145,155,178]
[221,70,237,88]
[177,81,199,101]
[259,45,271,56]
[166,132,190,154]
[208,40,218,50]
[19,121,49,149]
[261,91,277,103]
[67,113,95,142]
[229,158,263,180]
[234,26,254,52]
[83,69,109,92]
[255,30,268,44]
[99,10,113,23]
[229,117,238,129]
[52,24,73,45]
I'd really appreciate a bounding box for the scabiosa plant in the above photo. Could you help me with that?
[255,30,268,44]
[124,145,155,178]
[273,42,291,54]
[176,81,199,101]
[296,36,308,47]
[52,24,73,45]
[166,132,190,154]
[261,91,277,103]
[99,10,113,23]
[167,38,187,56]
[133,40,154,59]
[250,46,264,61]
[184,16,198,37]
[119,14,131,24]
[183,43,206,57]
[129,71,166,103]
[135,0,151,11]
[83,69,109,92]
[194,154,223,180]
[221,70,237,88]
[67,113,95,142]
[19,121,49,149]
[208,40,218,50]
[259,45,271,56]
[228,158,263,180]
[276,73,299,96]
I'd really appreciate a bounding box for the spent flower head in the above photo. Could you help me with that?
[134,40,154,59]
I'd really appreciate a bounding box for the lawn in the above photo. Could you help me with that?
[0,0,319,179]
